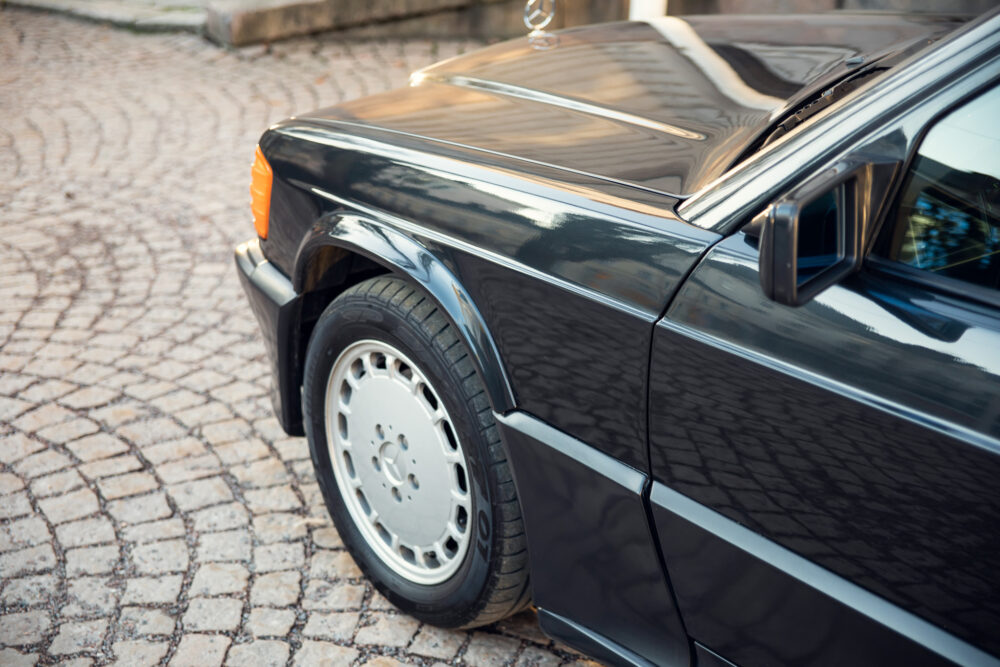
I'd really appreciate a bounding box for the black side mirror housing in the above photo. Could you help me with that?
[755,157,898,306]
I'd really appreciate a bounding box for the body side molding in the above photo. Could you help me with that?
[651,482,1000,667]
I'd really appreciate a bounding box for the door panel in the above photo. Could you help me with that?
[648,231,1000,664]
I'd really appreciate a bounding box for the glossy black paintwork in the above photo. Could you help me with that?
[497,411,688,667]
[649,482,971,667]
[299,16,953,200]
[261,120,717,470]
[650,231,1000,662]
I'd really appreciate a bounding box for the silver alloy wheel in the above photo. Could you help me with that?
[324,339,473,585]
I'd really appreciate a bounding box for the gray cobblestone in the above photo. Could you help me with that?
[0,11,594,665]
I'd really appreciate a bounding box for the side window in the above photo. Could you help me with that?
[874,85,1000,291]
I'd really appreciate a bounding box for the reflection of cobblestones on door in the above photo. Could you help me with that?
[0,11,599,666]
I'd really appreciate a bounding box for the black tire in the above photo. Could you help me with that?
[302,275,531,628]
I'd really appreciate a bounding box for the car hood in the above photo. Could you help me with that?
[300,14,960,198]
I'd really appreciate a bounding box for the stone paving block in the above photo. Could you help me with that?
[170,634,231,666]
[0,516,50,552]
[252,511,308,543]
[98,471,160,500]
[302,611,360,641]
[231,458,290,488]
[48,619,109,655]
[310,549,363,579]
[14,449,74,479]
[293,641,359,666]
[30,469,84,497]
[0,491,34,520]
[361,658,411,667]
[122,576,183,605]
[122,518,186,543]
[251,571,301,607]
[202,418,253,445]
[243,485,302,514]
[462,633,522,667]
[118,607,176,637]
[107,492,173,524]
[142,437,205,464]
[0,610,51,646]
[197,529,251,562]
[190,562,250,595]
[150,389,205,414]
[0,396,31,422]
[0,648,38,667]
[301,580,365,611]
[174,403,234,429]
[355,612,419,647]
[66,545,119,576]
[0,433,44,464]
[12,404,74,433]
[60,386,119,410]
[0,471,26,494]
[56,517,116,549]
[38,487,99,524]
[110,640,169,667]
[212,439,272,465]
[226,640,290,667]
[132,538,189,574]
[182,597,243,632]
[36,417,101,445]
[79,454,144,480]
[254,542,304,572]
[0,543,57,577]
[65,433,130,462]
[247,607,296,637]
[191,502,249,532]
[167,477,233,511]
[1,574,58,607]
[62,577,119,618]
[410,625,466,660]
[156,453,221,484]
[118,418,189,446]
[91,402,155,428]
[311,526,343,549]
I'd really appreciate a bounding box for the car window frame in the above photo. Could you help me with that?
[863,77,1000,311]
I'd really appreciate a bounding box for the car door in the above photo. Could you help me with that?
[646,82,1000,666]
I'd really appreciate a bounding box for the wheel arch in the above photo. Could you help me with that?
[285,212,516,433]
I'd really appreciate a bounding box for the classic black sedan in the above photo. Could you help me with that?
[236,10,1000,667]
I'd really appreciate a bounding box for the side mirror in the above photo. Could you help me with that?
[752,157,898,306]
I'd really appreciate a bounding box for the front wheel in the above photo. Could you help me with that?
[302,276,530,628]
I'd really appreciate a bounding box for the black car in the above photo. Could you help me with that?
[236,10,1000,667]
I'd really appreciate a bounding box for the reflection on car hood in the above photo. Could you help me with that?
[301,14,960,198]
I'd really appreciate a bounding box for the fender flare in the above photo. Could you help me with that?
[294,212,516,415]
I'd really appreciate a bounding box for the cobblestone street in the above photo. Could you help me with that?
[0,10,597,666]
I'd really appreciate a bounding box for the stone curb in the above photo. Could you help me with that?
[3,0,206,31]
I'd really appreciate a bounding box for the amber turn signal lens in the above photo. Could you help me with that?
[250,145,273,239]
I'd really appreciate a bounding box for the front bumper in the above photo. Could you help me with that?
[235,238,304,436]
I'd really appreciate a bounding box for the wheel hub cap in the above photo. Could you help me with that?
[324,340,472,585]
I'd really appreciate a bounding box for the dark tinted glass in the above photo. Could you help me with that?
[796,187,843,286]
[876,86,1000,291]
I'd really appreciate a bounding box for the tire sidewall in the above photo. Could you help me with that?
[303,291,496,625]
